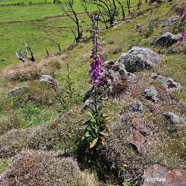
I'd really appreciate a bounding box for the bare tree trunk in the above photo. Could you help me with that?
[60,0,82,42]
[127,0,131,14]
[53,0,59,4]
[116,0,125,20]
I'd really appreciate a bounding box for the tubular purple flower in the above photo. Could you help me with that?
[51,79,58,90]
[180,33,186,42]
[150,8,153,15]
[179,8,185,17]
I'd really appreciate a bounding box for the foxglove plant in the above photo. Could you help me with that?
[81,17,109,151]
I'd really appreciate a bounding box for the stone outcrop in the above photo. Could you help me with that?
[84,60,138,104]
[100,60,138,95]
[118,46,160,72]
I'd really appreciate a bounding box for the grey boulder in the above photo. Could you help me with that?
[154,32,180,47]
[118,46,160,72]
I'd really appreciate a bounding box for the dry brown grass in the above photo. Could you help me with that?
[1,56,64,82]
[0,113,21,135]
[0,150,98,186]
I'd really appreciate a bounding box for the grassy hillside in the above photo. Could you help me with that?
[0,0,96,67]
[0,0,185,185]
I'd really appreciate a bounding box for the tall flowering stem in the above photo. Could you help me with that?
[89,21,103,86]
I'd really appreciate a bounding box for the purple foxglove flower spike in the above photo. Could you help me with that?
[89,22,103,86]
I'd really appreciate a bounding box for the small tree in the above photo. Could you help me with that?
[60,0,82,42]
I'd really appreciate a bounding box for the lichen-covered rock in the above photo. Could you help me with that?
[40,75,55,84]
[141,164,186,186]
[163,112,180,124]
[7,86,28,97]
[151,73,182,91]
[0,150,98,186]
[127,101,144,113]
[142,86,158,103]
[118,47,160,72]
[154,32,180,47]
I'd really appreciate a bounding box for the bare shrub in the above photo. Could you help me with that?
[0,150,98,186]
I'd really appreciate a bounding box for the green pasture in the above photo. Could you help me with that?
[0,0,54,5]
[0,0,139,68]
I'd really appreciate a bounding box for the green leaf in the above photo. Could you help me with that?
[90,138,98,149]
[80,125,87,130]
[84,131,90,137]
[99,131,108,136]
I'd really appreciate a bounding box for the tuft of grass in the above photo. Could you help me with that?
[0,159,9,174]
[0,150,99,186]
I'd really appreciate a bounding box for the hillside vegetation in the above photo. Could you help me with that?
[0,0,185,186]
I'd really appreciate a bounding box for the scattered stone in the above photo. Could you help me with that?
[151,73,182,91]
[7,86,28,97]
[129,129,146,153]
[125,72,138,84]
[127,101,144,113]
[162,16,179,27]
[163,112,180,124]
[142,86,158,103]
[131,118,148,136]
[118,46,160,72]
[40,75,55,84]
[142,164,186,186]
[154,32,180,47]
